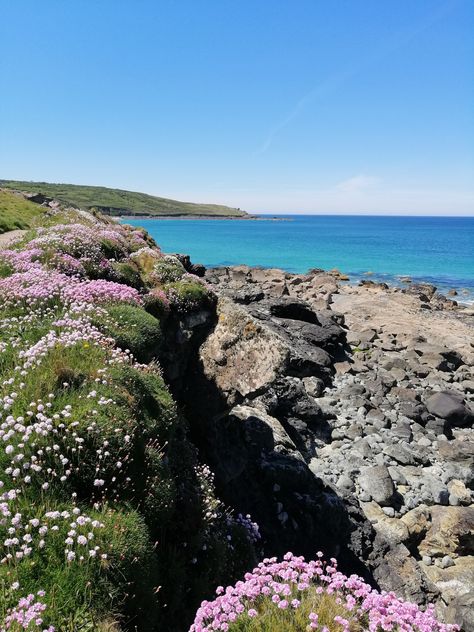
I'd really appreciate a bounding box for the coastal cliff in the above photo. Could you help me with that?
[0,191,472,631]
[191,265,473,628]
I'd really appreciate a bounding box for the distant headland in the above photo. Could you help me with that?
[0,178,250,218]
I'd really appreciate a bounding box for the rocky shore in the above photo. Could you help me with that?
[170,263,473,629]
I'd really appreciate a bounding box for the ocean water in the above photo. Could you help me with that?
[123,215,474,304]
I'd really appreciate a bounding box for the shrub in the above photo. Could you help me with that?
[149,255,186,284]
[111,260,144,289]
[165,277,215,313]
[95,304,162,361]
[143,287,170,320]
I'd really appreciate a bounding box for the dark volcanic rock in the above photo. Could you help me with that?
[426,391,474,427]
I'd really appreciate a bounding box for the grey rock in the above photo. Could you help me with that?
[358,465,395,506]
[440,555,455,569]
[383,444,416,466]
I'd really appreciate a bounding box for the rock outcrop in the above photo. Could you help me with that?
[172,264,473,628]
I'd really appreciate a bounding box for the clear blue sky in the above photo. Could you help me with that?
[1,0,473,215]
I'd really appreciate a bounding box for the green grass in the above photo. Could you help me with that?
[0,180,248,217]
[0,189,46,233]
[94,304,163,362]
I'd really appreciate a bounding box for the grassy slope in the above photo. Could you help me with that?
[0,189,46,233]
[0,180,248,217]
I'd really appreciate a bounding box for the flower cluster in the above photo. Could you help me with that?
[1,591,54,631]
[190,552,458,632]
[233,514,261,545]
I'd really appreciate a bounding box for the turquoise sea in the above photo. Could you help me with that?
[124,215,474,304]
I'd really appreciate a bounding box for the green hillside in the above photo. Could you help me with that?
[0,189,46,233]
[0,179,248,217]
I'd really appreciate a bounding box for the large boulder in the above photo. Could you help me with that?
[425,391,474,428]
[200,297,289,404]
[371,541,439,605]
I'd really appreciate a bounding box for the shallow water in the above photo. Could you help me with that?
[123,215,474,303]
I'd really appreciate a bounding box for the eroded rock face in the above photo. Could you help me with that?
[195,294,374,567]
[200,297,289,404]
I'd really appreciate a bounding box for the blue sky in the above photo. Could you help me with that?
[1,0,473,215]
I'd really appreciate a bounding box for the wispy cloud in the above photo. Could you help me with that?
[336,175,380,193]
[255,0,459,155]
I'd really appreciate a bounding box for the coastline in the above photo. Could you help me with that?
[201,263,474,308]
[119,214,289,221]
[122,215,474,305]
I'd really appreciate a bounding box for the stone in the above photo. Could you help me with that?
[372,542,439,604]
[440,555,455,569]
[438,440,474,489]
[447,479,472,505]
[423,557,474,629]
[426,391,474,428]
[358,465,395,506]
[442,588,474,631]
[418,506,474,557]
[201,298,289,403]
[361,502,408,543]
[302,376,325,398]
[400,505,430,542]
[336,474,355,492]
[383,444,416,466]
[334,360,352,375]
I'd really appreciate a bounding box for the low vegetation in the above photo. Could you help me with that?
[0,190,45,233]
[0,180,248,217]
[191,553,458,632]
[0,204,255,630]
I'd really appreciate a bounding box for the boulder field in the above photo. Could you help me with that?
[162,263,474,630]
